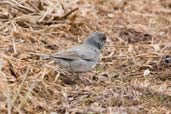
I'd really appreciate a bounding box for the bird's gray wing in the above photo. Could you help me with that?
[49,48,96,61]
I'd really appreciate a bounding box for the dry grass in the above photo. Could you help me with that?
[0,0,171,114]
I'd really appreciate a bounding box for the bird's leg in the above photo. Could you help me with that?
[74,73,92,86]
[74,73,81,80]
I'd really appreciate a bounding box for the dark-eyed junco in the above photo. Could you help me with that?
[31,32,107,73]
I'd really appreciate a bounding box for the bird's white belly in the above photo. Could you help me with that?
[70,60,98,73]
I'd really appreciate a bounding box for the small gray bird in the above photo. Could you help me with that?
[32,32,107,73]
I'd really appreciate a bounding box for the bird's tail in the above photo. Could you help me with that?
[29,52,51,59]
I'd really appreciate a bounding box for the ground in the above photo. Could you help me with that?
[0,0,171,114]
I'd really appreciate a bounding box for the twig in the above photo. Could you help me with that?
[54,7,79,20]
[38,1,60,22]
[6,89,12,114]
[37,7,79,25]
[18,81,37,110]
[26,1,40,12]
[11,22,17,54]
[36,20,66,25]
[11,68,30,111]
[5,58,19,79]
[0,0,35,14]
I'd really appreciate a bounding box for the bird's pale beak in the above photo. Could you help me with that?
[106,37,111,42]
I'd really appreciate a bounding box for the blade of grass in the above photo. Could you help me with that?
[11,68,30,110]
[18,81,37,110]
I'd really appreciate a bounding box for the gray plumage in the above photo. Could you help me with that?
[33,32,106,72]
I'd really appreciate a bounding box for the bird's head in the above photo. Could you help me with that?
[85,32,107,50]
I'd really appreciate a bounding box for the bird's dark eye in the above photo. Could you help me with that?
[101,36,106,41]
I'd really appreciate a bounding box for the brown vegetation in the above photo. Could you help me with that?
[0,0,171,113]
